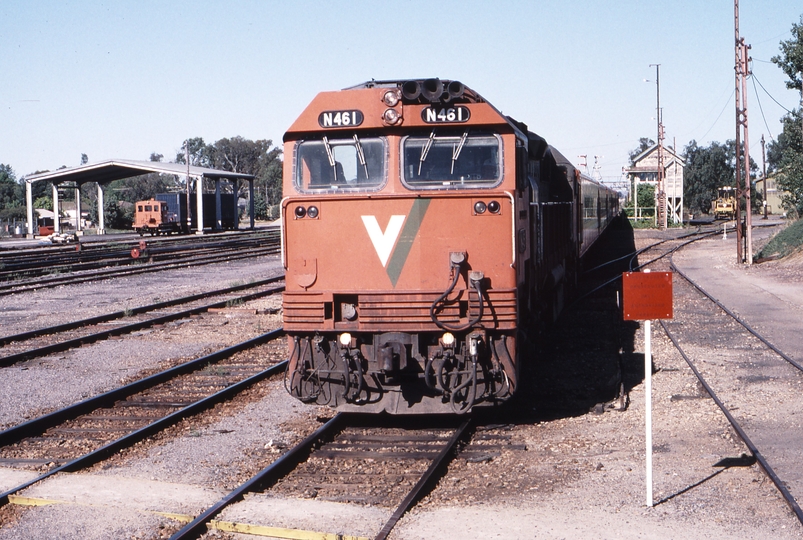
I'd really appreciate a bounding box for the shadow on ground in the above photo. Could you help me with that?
[482,216,643,424]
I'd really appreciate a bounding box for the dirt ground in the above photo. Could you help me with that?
[2,221,803,539]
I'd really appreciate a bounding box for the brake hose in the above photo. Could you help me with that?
[430,266,486,331]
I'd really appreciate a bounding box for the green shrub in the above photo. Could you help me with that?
[756,218,803,260]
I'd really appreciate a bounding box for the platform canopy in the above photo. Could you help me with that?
[24,159,257,237]
[24,159,255,186]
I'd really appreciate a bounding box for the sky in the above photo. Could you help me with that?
[2,1,802,184]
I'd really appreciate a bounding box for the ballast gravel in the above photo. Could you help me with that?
[2,221,803,539]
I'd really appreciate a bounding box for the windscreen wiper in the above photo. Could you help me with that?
[353,134,369,181]
[418,129,436,175]
[322,136,338,180]
[451,129,469,174]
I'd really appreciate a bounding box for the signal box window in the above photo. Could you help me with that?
[294,136,386,192]
[402,131,502,189]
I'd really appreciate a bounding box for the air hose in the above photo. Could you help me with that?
[430,254,485,332]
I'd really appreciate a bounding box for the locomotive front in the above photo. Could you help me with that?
[282,79,525,414]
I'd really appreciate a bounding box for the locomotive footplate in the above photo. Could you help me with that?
[285,330,516,414]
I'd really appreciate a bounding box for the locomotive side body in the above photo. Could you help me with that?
[282,79,617,414]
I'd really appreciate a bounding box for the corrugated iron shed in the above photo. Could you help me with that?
[25,159,255,185]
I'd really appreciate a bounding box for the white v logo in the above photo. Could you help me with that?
[361,215,406,267]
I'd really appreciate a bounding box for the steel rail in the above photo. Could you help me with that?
[0,355,288,509]
[583,226,721,275]
[0,275,284,347]
[0,230,279,269]
[170,414,347,540]
[374,418,473,540]
[669,260,803,373]
[563,231,718,318]
[0,329,284,447]
[0,244,280,296]
[658,320,803,525]
[0,284,285,367]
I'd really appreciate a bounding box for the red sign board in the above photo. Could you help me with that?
[622,272,673,320]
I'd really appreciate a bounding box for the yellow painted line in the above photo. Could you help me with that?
[152,510,194,524]
[7,496,370,540]
[210,519,370,540]
[7,495,66,507]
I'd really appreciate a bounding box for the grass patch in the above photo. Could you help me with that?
[756,218,803,260]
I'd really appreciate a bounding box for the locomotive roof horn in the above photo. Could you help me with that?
[420,78,444,102]
[401,80,421,101]
[447,80,465,99]
[401,79,465,103]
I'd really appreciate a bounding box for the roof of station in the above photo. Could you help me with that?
[24,159,255,185]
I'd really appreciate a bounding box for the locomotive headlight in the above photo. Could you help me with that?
[294,206,306,219]
[488,200,501,214]
[382,89,401,107]
[339,332,352,347]
[474,201,487,214]
[441,332,455,347]
[306,205,319,219]
[383,108,401,125]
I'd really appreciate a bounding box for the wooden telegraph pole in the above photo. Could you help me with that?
[734,0,753,264]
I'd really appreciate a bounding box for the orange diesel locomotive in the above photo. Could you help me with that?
[282,79,618,414]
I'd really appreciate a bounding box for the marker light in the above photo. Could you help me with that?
[441,332,455,346]
[339,332,352,346]
[294,206,306,218]
[383,108,401,125]
[488,200,501,214]
[306,206,319,219]
[474,201,487,214]
[382,89,401,107]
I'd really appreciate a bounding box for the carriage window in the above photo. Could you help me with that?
[294,135,386,192]
[138,205,143,212]
[145,205,152,211]
[402,131,502,189]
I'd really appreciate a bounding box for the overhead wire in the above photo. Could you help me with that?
[750,74,774,140]
[750,71,794,115]
[696,88,735,142]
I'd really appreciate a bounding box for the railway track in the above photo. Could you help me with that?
[0,276,285,367]
[0,229,280,295]
[0,329,287,509]
[632,230,803,526]
[160,414,528,539]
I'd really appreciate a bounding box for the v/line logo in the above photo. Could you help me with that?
[361,215,406,267]
[360,198,431,287]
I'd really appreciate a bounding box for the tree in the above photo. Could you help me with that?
[33,196,53,211]
[628,137,655,166]
[683,140,760,215]
[683,140,734,215]
[204,136,283,206]
[772,109,803,215]
[771,15,803,94]
[770,16,803,215]
[176,137,210,167]
[0,164,21,210]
